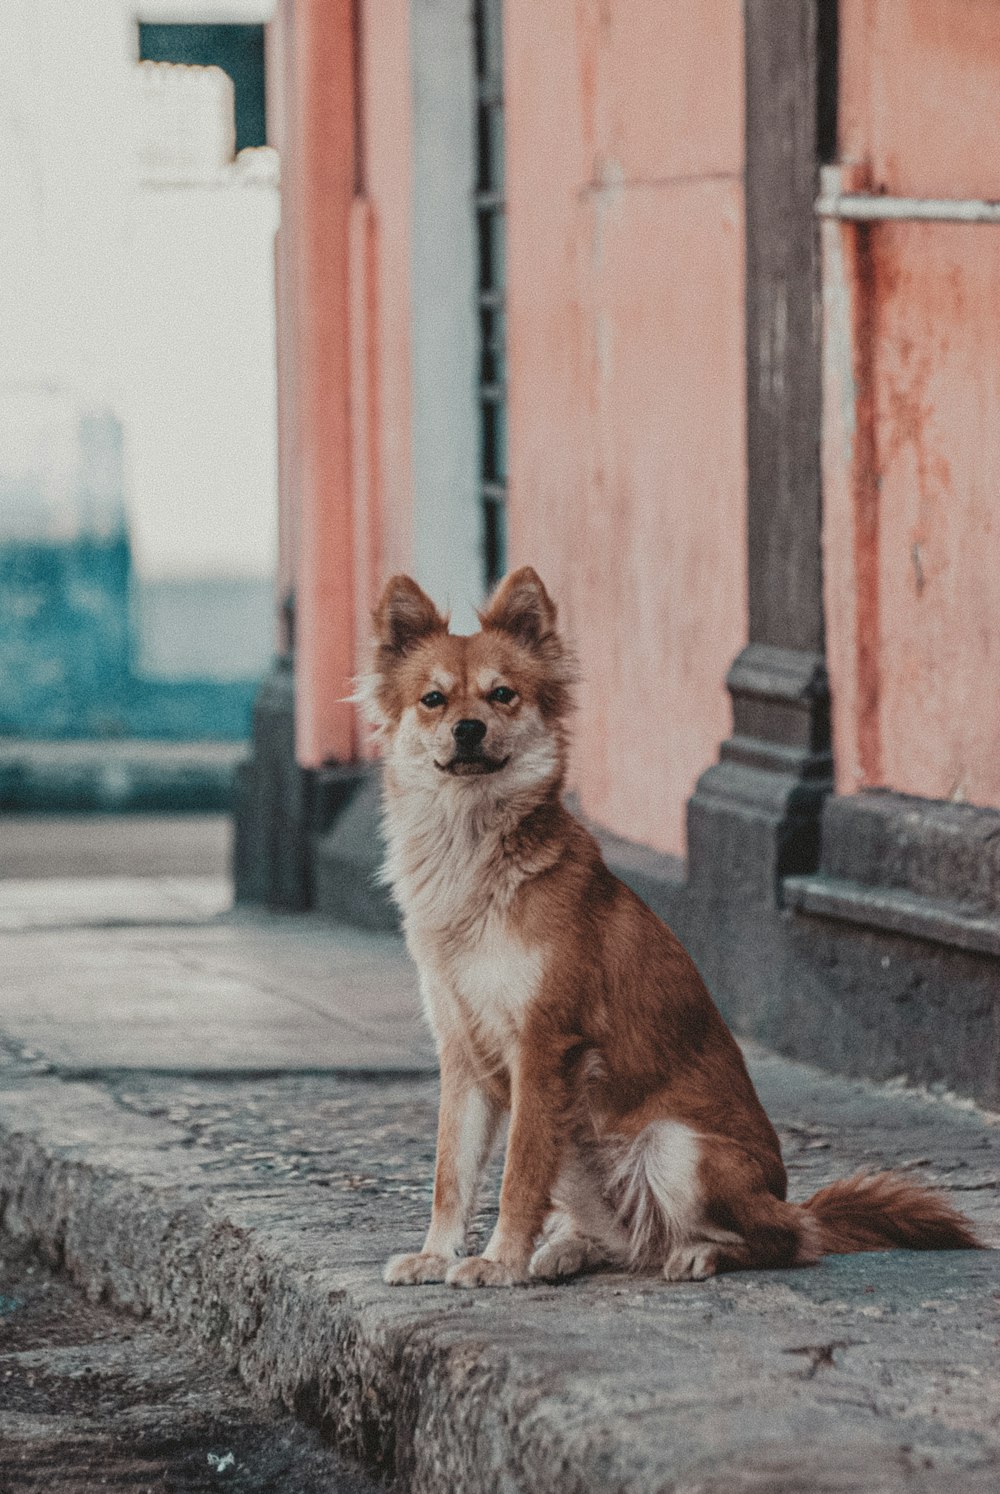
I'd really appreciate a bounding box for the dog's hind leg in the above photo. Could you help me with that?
[529,1146,630,1280]
[660,1136,818,1282]
[606,1120,805,1281]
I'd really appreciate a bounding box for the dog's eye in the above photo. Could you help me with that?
[489,686,517,705]
[420,690,446,709]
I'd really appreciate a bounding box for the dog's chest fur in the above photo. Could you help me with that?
[438,921,543,1058]
[383,785,544,1060]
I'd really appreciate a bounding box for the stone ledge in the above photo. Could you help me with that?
[236,735,1000,1106]
[313,769,399,932]
[820,791,1000,916]
[784,874,1000,959]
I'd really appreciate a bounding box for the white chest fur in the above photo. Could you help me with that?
[410,909,544,1062]
[382,785,545,1061]
[448,919,543,1047]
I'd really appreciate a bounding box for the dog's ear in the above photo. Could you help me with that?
[373,575,447,656]
[479,566,557,648]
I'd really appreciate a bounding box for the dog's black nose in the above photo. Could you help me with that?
[452,718,487,751]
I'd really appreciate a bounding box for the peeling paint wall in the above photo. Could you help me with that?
[824,0,1000,808]
[504,0,747,856]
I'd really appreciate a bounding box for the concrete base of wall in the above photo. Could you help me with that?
[232,658,310,908]
[232,664,1000,1106]
[251,760,1000,1109]
[313,771,399,932]
[232,658,367,911]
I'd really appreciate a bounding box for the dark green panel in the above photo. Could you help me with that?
[138,23,266,152]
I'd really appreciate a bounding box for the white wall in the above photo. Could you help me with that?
[0,1,134,411]
[0,0,278,677]
[122,155,279,581]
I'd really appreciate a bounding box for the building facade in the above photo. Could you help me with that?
[0,0,278,738]
[236,0,1000,1106]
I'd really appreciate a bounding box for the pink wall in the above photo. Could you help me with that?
[824,0,1000,808]
[273,0,416,769]
[272,0,358,768]
[265,10,298,654]
[351,0,415,751]
[504,1,747,856]
[357,0,414,588]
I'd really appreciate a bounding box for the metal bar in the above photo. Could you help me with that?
[475,0,507,588]
[477,80,503,107]
[817,191,1000,224]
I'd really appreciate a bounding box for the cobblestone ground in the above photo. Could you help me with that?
[0,1231,380,1493]
[103,1053,999,1256]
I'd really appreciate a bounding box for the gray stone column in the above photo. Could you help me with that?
[688,0,836,902]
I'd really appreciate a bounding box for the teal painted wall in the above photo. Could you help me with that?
[0,408,266,741]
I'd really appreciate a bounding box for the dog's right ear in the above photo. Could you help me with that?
[373,575,447,656]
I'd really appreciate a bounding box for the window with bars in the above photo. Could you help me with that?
[474,0,507,589]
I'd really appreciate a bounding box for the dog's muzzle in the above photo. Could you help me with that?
[434,718,508,775]
[434,753,509,776]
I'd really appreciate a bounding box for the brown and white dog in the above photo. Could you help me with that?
[362,566,979,1288]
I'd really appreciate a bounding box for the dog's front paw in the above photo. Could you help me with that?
[445,1255,528,1289]
[383,1251,453,1285]
[529,1236,588,1281]
[662,1243,718,1282]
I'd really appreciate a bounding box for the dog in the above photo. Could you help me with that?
[361,566,979,1288]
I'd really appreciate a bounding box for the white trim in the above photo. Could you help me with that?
[409,0,483,631]
[816,191,1000,225]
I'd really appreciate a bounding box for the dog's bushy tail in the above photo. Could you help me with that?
[801,1170,980,1254]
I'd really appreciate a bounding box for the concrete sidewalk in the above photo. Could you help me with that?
[0,811,232,881]
[0,877,998,1493]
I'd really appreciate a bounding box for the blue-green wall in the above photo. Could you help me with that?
[0,409,265,742]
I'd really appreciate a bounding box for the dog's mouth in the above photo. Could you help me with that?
[434,754,510,777]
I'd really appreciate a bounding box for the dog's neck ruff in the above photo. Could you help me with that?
[380,766,564,939]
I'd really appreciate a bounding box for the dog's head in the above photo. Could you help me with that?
[361,567,575,796]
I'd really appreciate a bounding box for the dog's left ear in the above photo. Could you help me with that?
[479,566,557,648]
[374,575,447,656]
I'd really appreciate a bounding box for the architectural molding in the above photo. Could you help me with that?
[689,645,833,901]
[785,791,1000,958]
[689,2,834,902]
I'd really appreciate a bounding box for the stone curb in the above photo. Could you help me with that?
[0,1077,653,1494]
[2,1064,998,1494]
